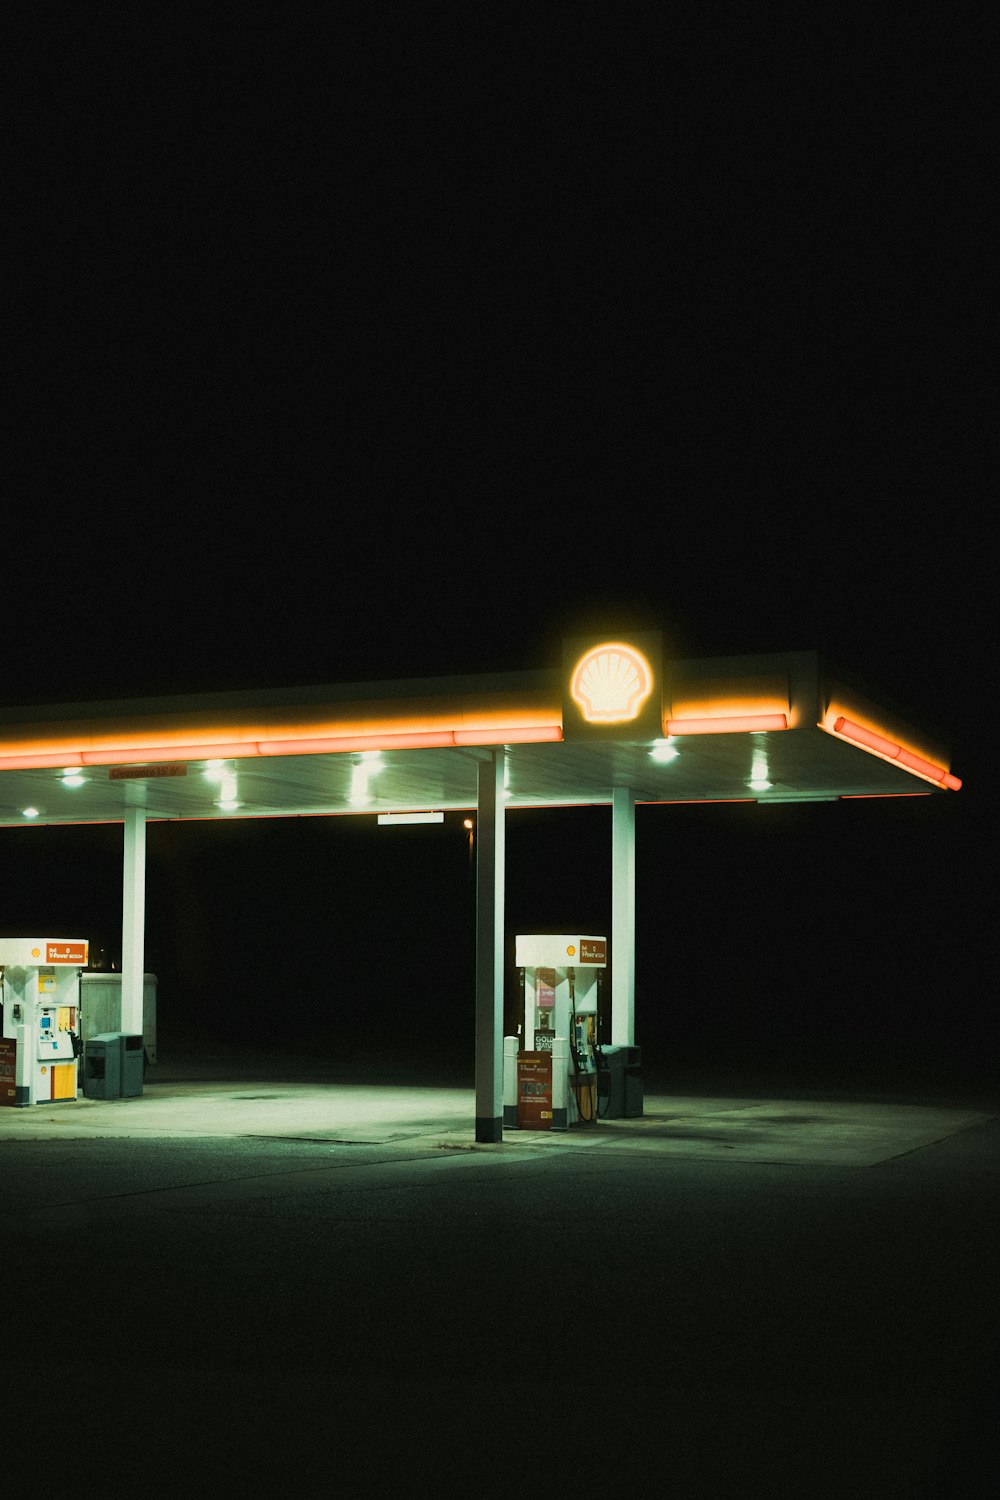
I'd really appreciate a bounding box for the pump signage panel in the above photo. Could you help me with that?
[0,938,89,968]
[562,633,663,742]
[579,939,606,964]
[46,942,88,964]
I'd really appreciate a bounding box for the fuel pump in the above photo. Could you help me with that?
[568,968,599,1123]
[507,934,606,1130]
[0,939,88,1107]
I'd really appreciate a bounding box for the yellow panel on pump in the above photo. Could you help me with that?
[51,1064,76,1100]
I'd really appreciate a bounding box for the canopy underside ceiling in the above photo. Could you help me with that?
[0,726,937,828]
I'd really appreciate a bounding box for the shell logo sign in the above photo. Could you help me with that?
[570,642,654,724]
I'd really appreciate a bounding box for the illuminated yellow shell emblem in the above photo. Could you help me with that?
[571,643,653,724]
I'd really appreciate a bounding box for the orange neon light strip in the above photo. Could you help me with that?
[0,725,565,772]
[831,717,961,791]
[0,752,86,772]
[82,741,257,766]
[453,725,563,746]
[257,731,457,756]
[664,714,788,735]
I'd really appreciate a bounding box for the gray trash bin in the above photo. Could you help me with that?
[83,1033,123,1100]
[596,1044,644,1119]
[597,1045,626,1118]
[121,1034,144,1097]
[624,1045,643,1118]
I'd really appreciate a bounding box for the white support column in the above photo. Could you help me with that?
[121,804,147,1037]
[611,785,636,1046]
[15,1023,31,1107]
[474,750,505,1142]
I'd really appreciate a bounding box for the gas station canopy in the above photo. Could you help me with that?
[0,641,961,826]
[0,635,963,1140]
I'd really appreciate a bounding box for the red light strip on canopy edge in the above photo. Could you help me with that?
[665,714,788,735]
[0,726,565,772]
[83,741,257,766]
[831,717,962,790]
[645,798,757,805]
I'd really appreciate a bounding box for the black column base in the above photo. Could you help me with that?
[475,1116,502,1143]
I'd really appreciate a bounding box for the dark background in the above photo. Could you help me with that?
[3,5,991,1092]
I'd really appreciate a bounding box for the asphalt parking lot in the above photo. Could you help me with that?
[2,1050,997,1498]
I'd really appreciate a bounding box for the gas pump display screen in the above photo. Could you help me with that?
[40,1017,52,1030]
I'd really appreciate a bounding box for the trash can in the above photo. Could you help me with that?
[624,1045,643,1118]
[596,1044,644,1118]
[82,1033,123,1100]
[121,1034,144,1097]
[597,1045,626,1118]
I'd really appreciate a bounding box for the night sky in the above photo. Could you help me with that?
[4,7,991,1090]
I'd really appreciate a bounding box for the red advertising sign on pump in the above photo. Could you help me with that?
[516,1053,553,1130]
[0,1038,16,1106]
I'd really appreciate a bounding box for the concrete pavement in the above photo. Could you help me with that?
[2,1050,997,1498]
[1,1050,995,1164]
[1,1069,992,1166]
